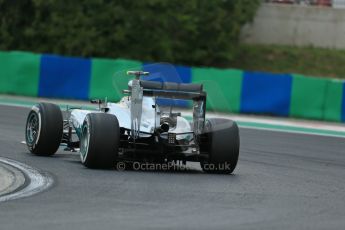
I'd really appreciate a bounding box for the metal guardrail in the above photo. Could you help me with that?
[333,0,345,8]
[264,0,335,7]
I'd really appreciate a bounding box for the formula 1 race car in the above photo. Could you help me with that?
[25,70,240,174]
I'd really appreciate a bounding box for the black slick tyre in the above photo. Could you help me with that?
[200,118,240,174]
[25,103,63,156]
[80,113,120,169]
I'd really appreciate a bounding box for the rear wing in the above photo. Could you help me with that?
[139,80,207,136]
[126,72,206,139]
[140,81,206,101]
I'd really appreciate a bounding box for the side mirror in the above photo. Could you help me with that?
[90,99,103,104]
[90,99,108,112]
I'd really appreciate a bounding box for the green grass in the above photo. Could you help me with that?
[230,44,345,79]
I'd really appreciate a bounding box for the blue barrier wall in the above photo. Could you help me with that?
[39,54,91,100]
[240,72,292,117]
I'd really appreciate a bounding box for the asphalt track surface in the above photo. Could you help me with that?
[1,104,345,230]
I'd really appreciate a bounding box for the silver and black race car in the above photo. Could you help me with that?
[25,70,240,174]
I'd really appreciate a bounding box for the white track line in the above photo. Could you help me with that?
[0,157,54,203]
[239,125,345,139]
[223,114,345,133]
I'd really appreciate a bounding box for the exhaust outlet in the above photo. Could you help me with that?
[160,122,170,133]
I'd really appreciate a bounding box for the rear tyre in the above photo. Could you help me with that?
[200,118,240,174]
[25,103,63,156]
[80,113,120,169]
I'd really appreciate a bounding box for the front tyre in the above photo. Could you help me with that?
[25,103,63,156]
[200,118,240,174]
[80,113,120,169]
